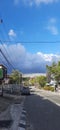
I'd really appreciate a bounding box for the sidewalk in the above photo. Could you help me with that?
[39,89,60,96]
[33,86,60,96]
[10,102,24,130]
[0,95,25,130]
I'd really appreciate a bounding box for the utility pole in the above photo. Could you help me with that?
[0,19,8,96]
[0,19,3,96]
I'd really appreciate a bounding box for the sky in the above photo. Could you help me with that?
[0,0,60,73]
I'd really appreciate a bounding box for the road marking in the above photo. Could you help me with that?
[18,107,26,130]
[18,127,25,130]
[20,120,26,125]
[22,110,26,114]
[55,103,60,106]
[21,114,26,118]
[43,97,47,100]
[19,123,26,128]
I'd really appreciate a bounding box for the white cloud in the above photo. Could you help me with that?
[37,52,53,61]
[8,29,16,37]
[14,0,58,6]
[0,43,60,73]
[49,18,56,24]
[46,18,59,35]
[34,0,58,5]
[14,0,20,5]
[48,26,58,35]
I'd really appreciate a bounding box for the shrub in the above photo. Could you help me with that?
[36,76,46,87]
[44,86,54,92]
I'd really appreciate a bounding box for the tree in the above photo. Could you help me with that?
[46,61,60,84]
[29,78,36,86]
[9,70,22,84]
[36,76,46,87]
[22,77,30,86]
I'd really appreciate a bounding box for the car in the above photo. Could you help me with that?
[21,87,30,95]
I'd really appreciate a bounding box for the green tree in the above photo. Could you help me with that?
[46,61,60,83]
[9,70,22,84]
[36,76,46,87]
[29,78,36,86]
[22,77,30,86]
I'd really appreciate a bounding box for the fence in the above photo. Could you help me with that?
[0,84,22,95]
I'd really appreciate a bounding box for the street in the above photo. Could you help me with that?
[24,86,60,130]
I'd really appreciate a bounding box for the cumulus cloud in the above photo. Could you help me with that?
[0,43,60,73]
[14,0,20,5]
[34,0,58,5]
[49,18,56,23]
[46,18,59,35]
[47,25,58,35]
[14,0,58,6]
[8,29,16,37]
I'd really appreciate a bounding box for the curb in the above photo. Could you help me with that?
[18,106,26,130]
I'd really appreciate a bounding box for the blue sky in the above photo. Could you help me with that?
[0,0,60,73]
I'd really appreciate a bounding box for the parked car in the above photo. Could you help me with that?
[21,87,30,95]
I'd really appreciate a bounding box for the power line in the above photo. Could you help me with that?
[0,40,16,69]
[0,51,12,72]
[0,56,11,72]
[0,18,16,70]
[2,40,60,43]
[0,49,15,70]
[0,16,18,72]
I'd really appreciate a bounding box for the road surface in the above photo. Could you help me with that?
[24,86,60,130]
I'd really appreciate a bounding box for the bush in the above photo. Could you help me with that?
[36,76,46,87]
[44,86,54,92]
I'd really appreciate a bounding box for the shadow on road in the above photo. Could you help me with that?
[24,93,60,130]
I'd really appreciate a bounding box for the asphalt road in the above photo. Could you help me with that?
[24,86,60,130]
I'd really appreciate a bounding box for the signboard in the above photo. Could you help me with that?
[0,65,7,80]
[0,68,3,79]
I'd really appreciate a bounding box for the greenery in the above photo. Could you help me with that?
[29,78,36,86]
[29,76,46,88]
[46,61,60,84]
[9,70,22,84]
[36,76,47,87]
[44,86,54,92]
[23,77,30,86]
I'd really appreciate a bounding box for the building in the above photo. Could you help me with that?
[22,73,46,78]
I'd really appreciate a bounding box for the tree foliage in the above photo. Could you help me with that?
[36,76,46,87]
[29,76,46,87]
[9,70,22,84]
[29,78,36,86]
[46,61,60,83]
[23,77,30,86]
